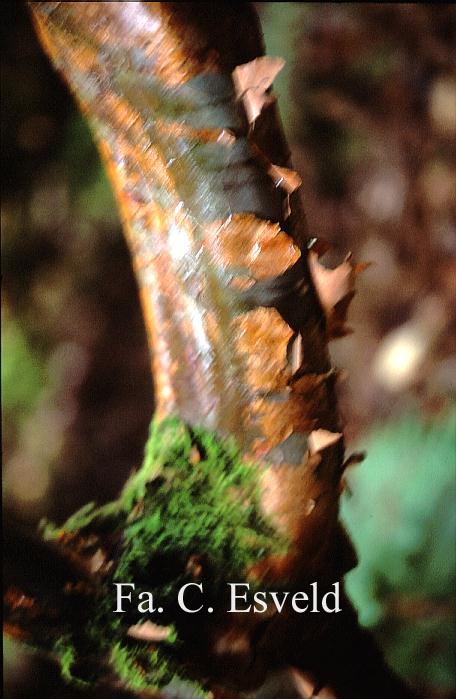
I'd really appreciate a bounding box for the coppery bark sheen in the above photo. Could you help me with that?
[30,0,344,586]
[5,3,419,698]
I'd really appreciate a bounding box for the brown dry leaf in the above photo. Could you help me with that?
[268,164,302,194]
[127,620,171,642]
[233,56,285,124]
[308,429,342,455]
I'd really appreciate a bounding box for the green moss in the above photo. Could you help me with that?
[53,636,91,690]
[43,416,285,694]
[42,500,122,537]
[117,417,280,589]
[1,317,47,421]
[110,642,177,690]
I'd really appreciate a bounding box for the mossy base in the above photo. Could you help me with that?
[41,417,285,694]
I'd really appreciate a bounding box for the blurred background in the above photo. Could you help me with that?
[2,3,455,698]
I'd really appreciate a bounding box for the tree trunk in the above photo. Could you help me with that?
[4,3,419,698]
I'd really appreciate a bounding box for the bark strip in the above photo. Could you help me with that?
[30,0,346,587]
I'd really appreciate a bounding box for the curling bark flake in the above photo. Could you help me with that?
[29,2,357,587]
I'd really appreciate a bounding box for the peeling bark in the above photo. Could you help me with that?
[4,3,420,698]
[30,0,346,587]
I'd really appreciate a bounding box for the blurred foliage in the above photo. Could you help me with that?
[2,2,456,698]
[1,315,47,422]
[2,2,153,528]
[341,405,456,691]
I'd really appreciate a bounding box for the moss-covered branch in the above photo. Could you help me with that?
[6,417,285,694]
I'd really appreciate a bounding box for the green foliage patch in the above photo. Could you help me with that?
[341,405,456,689]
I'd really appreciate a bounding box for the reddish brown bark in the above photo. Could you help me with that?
[30,0,348,590]
[3,3,419,698]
